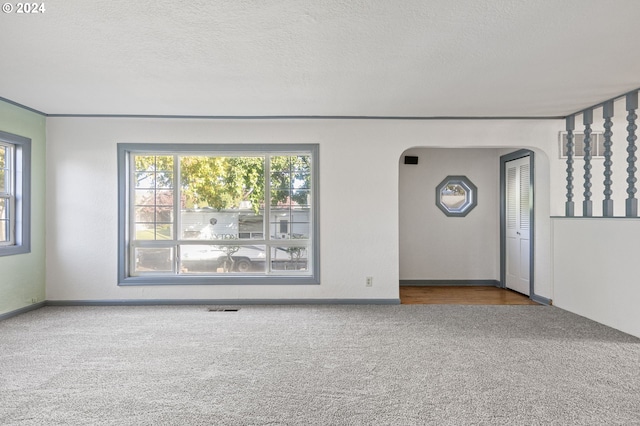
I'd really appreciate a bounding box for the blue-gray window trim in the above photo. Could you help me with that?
[0,130,31,257]
[435,175,478,217]
[117,143,320,286]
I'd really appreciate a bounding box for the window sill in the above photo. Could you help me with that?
[0,245,30,257]
[118,275,320,286]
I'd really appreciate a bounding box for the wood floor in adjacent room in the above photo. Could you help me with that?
[400,286,540,305]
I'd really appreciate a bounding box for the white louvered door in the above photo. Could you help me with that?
[505,156,531,295]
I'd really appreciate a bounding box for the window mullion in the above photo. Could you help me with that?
[128,153,137,273]
[0,194,10,246]
[174,154,180,274]
[1,144,13,245]
[289,160,293,241]
[265,155,272,275]
[9,193,15,244]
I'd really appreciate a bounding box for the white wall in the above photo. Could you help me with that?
[46,118,560,302]
[399,148,500,281]
[552,218,640,338]
[544,97,640,338]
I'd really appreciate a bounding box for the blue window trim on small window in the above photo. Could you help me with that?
[435,175,478,217]
[0,130,31,257]
[117,143,320,286]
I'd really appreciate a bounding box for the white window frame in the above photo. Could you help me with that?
[0,130,31,257]
[0,143,15,245]
[117,143,320,286]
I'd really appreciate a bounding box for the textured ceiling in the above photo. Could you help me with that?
[1,0,639,117]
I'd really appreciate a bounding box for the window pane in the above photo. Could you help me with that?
[155,224,173,239]
[270,173,310,190]
[154,156,174,172]
[135,172,155,189]
[134,189,154,205]
[181,156,264,211]
[135,247,173,272]
[271,155,310,171]
[292,173,310,189]
[291,155,311,173]
[134,209,173,227]
[180,244,265,274]
[134,171,174,189]
[134,224,173,240]
[0,146,6,193]
[270,223,310,239]
[134,155,173,172]
[270,155,311,219]
[271,189,311,208]
[290,220,310,239]
[155,190,173,206]
[271,190,291,207]
[270,155,291,172]
[132,145,175,242]
[179,156,265,240]
[0,220,8,243]
[238,213,264,239]
[135,224,155,240]
[292,189,310,206]
[134,155,156,171]
[0,197,11,243]
[154,172,173,188]
[270,246,309,271]
[181,210,214,239]
[270,172,291,190]
[134,207,173,223]
[181,211,265,241]
[156,207,173,222]
[134,207,150,222]
[181,210,239,240]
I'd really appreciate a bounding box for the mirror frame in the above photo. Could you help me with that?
[435,175,478,217]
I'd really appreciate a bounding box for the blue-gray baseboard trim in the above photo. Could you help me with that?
[400,279,500,287]
[1,299,400,320]
[531,294,552,306]
[46,298,401,306]
[0,302,47,321]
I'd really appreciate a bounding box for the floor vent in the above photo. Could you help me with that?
[207,307,239,312]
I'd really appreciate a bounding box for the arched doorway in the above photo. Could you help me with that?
[398,147,544,304]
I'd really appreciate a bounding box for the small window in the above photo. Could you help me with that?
[559,132,605,158]
[0,130,31,257]
[435,175,478,217]
[118,143,319,285]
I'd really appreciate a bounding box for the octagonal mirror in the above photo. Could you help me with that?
[436,175,477,217]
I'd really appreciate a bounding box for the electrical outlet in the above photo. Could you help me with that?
[366,276,373,287]
[31,298,37,304]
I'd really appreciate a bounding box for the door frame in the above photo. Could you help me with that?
[499,149,541,302]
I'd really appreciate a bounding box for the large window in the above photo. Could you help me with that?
[0,130,31,257]
[118,144,319,285]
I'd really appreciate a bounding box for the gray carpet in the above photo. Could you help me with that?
[0,304,639,425]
